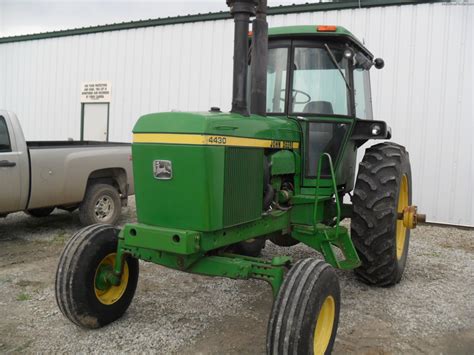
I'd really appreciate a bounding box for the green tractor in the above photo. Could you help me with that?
[55,0,425,353]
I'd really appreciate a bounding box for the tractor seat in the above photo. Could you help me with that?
[303,101,334,115]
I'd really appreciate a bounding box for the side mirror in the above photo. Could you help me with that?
[374,58,385,69]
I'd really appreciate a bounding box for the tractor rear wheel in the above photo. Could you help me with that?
[351,142,412,286]
[267,259,340,355]
[55,224,139,328]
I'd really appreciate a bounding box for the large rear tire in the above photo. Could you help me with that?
[267,259,340,355]
[351,142,412,286]
[55,224,139,328]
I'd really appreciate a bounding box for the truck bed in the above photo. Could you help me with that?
[0,110,134,218]
[27,141,130,148]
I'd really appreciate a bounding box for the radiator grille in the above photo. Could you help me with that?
[222,147,263,227]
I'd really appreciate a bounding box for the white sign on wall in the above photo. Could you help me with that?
[80,81,111,103]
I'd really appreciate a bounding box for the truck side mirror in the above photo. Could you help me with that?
[374,58,385,69]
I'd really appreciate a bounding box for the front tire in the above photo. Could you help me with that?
[267,259,340,355]
[79,184,122,225]
[351,142,412,286]
[55,224,139,328]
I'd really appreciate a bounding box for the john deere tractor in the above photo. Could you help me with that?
[55,1,424,353]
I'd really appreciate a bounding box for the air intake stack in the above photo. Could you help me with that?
[227,0,257,116]
[250,0,268,116]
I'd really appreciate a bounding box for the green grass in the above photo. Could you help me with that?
[53,231,68,244]
[16,292,31,301]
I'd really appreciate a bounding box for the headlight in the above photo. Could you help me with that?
[371,124,381,136]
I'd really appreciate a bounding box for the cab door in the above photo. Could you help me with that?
[0,115,23,213]
[288,41,354,186]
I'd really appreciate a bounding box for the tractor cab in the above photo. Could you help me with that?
[264,25,375,119]
[254,25,384,189]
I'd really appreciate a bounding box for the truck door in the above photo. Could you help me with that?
[0,115,22,213]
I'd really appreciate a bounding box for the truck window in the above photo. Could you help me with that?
[0,117,12,152]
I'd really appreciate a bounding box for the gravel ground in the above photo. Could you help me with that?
[0,198,473,354]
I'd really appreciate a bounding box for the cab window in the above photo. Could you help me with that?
[291,46,349,116]
[306,122,349,176]
[0,117,12,153]
[266,47,289,113]
[354,66,373,119]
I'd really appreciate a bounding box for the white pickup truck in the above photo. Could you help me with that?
[0,110,134,225]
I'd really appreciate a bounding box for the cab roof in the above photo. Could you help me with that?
[268,25,373,59]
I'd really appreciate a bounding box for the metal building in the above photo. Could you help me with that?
[0,0,472,226]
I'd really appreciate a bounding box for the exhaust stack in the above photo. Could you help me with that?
[250,0,268,116]
[227,0,257,116]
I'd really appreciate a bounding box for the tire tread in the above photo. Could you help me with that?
[267,259,339,355]
[55,224,138,328]
[351,142,411,286]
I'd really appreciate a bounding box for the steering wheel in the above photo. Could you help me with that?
[280,88,311,104]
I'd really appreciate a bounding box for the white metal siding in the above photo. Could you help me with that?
[0,3,472,226]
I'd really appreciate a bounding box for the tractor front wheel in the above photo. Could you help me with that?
[267,259,340,355]
[55,224,139,328]
[351,142,412,286]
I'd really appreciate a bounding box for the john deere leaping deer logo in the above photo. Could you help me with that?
[153,160,172,180]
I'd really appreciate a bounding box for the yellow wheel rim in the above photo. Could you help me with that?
[313,295,335,355]
[94,253,129,305]
[396,175,409,260]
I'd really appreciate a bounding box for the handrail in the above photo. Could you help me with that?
[313,153,341,236]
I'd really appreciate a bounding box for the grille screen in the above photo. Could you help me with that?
[223,147,263,227]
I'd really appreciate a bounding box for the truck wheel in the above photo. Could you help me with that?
[351,142,412,286]
[79,184,122,225]
[55,224,139,328]
[25,207,55,217]
[267,259,340,355]
[231,238,266,257]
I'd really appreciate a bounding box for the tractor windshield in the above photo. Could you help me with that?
[290,46,349,115]
[265,44,351,116]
